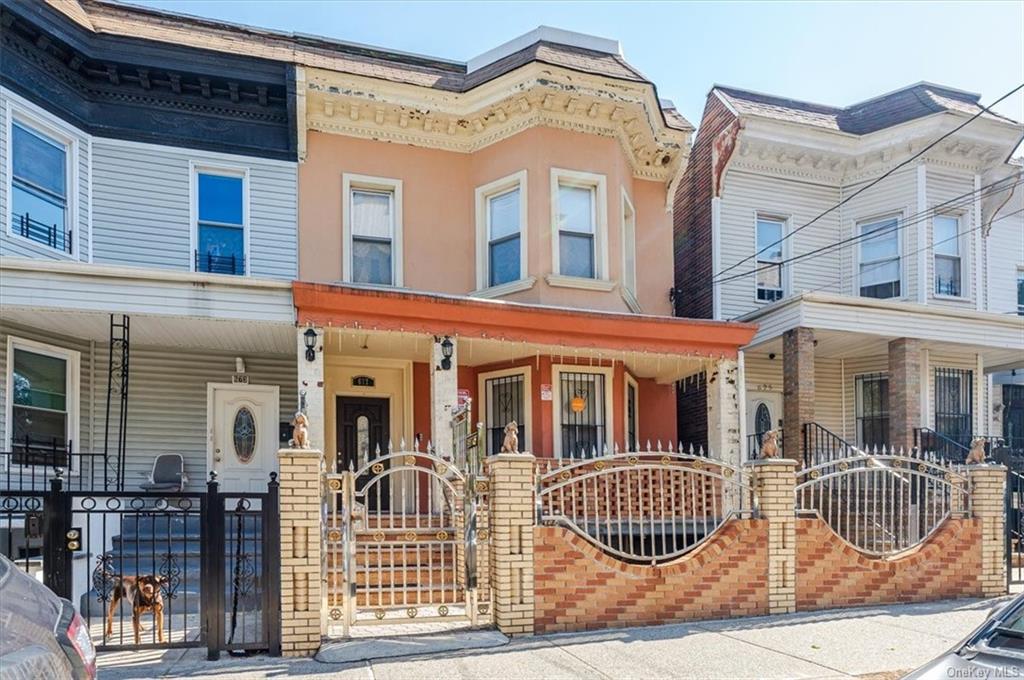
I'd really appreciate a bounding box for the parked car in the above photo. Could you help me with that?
[906,593,1024,678]
[0,554,96,679]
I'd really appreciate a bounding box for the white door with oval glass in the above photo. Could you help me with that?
[208,384,279,492]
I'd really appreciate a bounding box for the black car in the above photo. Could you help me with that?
[0,554,96,679]
[906,593,1024,678]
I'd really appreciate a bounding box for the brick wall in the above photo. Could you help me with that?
[888,338,922,453]
[278,448,324,656]
[783,327,815,462]
[676,372,708,451]
[795,517,983,610]
[534,520,768,633]
[673,94,737,321]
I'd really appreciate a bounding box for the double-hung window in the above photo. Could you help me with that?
[858,215,901,299]
[344,175,402,286]
[557,183,597,278]
[933,215,962,297]
[6,338,79,466]
[11,121,71,254]
[195,170,246,275]
[755,216,785,302]
[487,188,521,287]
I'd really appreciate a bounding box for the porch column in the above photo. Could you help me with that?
[783,327,815,462]
[706,357,741,467]
[297,327,325,452]
[430,336,458,459]
[888,338,922,453]
[969,464,1007,597]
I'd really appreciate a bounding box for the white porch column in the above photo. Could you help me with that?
[707,357,741,466]
[430,336,458,459]
[296,326,325,452]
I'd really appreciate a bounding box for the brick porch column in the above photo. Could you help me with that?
[487,453,535,636]
[707,358,742,467]
[296,327,325,451]
[278,447,324,656]
[888,338,922,453]
[747,458,797,614]
[783,327,815,462]
[969,464,1007,597]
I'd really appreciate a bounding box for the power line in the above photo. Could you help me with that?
[712,82,1024,284]
[711,176,1024,288]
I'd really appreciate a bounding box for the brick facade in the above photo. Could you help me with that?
[971,464,1007,596]
[888,338,922,452]
[488,454,536,636]
[749,459,797,614]
[533,521,768,634]
[783,327,815,461]
[278,448,324,656]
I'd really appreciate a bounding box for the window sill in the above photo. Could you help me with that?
[545,274,617,292]
[932,293,970,302]
[470,276,537,299]
[620,286,643,313]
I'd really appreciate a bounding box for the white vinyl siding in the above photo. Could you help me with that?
[743,354,843,438]
[984,186,1024,315]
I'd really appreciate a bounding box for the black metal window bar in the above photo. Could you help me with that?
[559,371,606,459]
[16,213,72,254]
[104,315,130,492]
[935,367,973,455]
[484,374,525,455]
[855,373,889,449]
[195,250,245,276]
[626,380,638,450]
[1004,385,1024,458]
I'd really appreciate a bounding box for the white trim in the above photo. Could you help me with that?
[916,164,927,304]
[624,371,640,450]
[190,162,251,276]
[470,275,536,300]
[4,336,81,457]
[86,135,93,263]
[711,196,722,320]
[620,187,637,300]
[975,353,985,435]
[551,363,615,458]
[737,350,747,456]
[855,210,905,301]
[973,173,984,312]
[477,365,533,456]
[475,170,528,292]
[342,173,404,287]
[0,256,291,289]
[550,167,609,280]
[544,274,617,292]
[4,98,81,261]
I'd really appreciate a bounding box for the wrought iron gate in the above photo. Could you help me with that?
[324,444,490,635]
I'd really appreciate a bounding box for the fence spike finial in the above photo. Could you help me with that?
[646,439,652,452]
[698,444,705,457]
[657,440,663,452]
[427,440,434,455]
[603,442,609,456]
[388,438,394,454]
[668,440,674,453]
[898,446,905,456]
[688,443,695,455]
[613,441,620,454]
[375,442,381,456]
[348,460,355,472]
[400,436,407,451]
[591,445,598,459]
[414,437,421,452]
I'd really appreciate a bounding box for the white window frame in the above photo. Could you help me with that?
[189,162,250,276]
[624,372,640,451]
[753,212,790,303]
[1017,267,1024,316]
[551,364,615,458]
[620,188,640,312]
[855,212,904,300]
[342,173,403,287]
[474,170,530,296]
[4,336,81,463]
[932,213,965,299]
[548,168,610,289]
[4,95,80,260]
[477,366,533,456]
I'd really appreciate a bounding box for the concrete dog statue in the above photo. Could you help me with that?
[760,430,780,458]
[965,437,987,465]
[106,574,167,644]
[290,411,310,449]
[500,421,520,453]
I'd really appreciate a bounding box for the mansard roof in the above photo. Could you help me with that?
[715,82,1018,135]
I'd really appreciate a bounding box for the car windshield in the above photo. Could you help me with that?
[977,600,1024,655]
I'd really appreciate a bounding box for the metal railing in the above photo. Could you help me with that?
[195,250,245,276]
[537,443,750,565]
[16,212,72,254]
[802,422,860,467]
[0,439,111,491]
[913,427,1006,463]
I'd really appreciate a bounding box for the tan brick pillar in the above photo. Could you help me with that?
[783,327,814,462]
[487,453,535,636]
[748,458,797,614]
[278,447,324,656]
[969,464,1007,597]
[888,338,923,453]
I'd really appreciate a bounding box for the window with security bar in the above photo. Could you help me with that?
[484,373,526,455]
[626,379,638,450]
[935,367,973,450]
[559,371,606,458]
[855,373,889,449]
[12,121,71,254]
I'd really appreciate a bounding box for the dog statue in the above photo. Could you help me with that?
[500,421,520,453]
[760,430,780,458]
[106,575,167,644]
[965,437,987,465]
[290,411,310,449]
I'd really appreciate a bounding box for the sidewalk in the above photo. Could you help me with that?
[99,597,1003,679]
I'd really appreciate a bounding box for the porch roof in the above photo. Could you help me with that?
[293,282,756,358]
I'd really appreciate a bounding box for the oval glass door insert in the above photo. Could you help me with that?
[233,406,257,464]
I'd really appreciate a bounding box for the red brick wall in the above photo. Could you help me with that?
[795,517,983,610]
[534,520,768,633]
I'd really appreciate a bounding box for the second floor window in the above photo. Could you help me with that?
[858,215,901,299]
[1018,269,1024,316]
[196,171,245,275]
[12,121,71,254]
[350,189,396,285]
[933,215,962,297]
[756,216,785,302]
[487,187,522,287]
[557,182,597,278]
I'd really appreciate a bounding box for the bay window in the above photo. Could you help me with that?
[475,171,528,292]
[550,169,608,284]
[858,215,901,299]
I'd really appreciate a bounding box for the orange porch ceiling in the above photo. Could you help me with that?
[293,282,757,358]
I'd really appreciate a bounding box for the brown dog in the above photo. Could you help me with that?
[500,421,519,453]
[760,430,780,458]
[965,437,987,465]
[106,575,167,644]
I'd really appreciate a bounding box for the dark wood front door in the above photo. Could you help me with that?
[337,396,390,510]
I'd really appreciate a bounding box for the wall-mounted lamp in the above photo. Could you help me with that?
[437,335,454,371]
[235,357,246,374]
[303,328,318,362]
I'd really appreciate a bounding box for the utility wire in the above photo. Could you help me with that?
[712,82,1024,284]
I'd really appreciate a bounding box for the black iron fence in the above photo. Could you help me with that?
[802,422,859,467]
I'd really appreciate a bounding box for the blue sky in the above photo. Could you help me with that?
[132,1,1023,128]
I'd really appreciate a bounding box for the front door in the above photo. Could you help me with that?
[209,384,279,493]
[337,397,390,510]
[747,391,782,453]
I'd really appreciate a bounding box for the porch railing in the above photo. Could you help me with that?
[0,440,111,491]
[914,427,1005,463]
[802,422,860,467]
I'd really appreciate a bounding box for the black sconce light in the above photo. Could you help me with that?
[303,328,318,362]
[438,335,454,371]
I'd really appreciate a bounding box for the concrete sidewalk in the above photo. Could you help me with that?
[98,597,1004,679]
